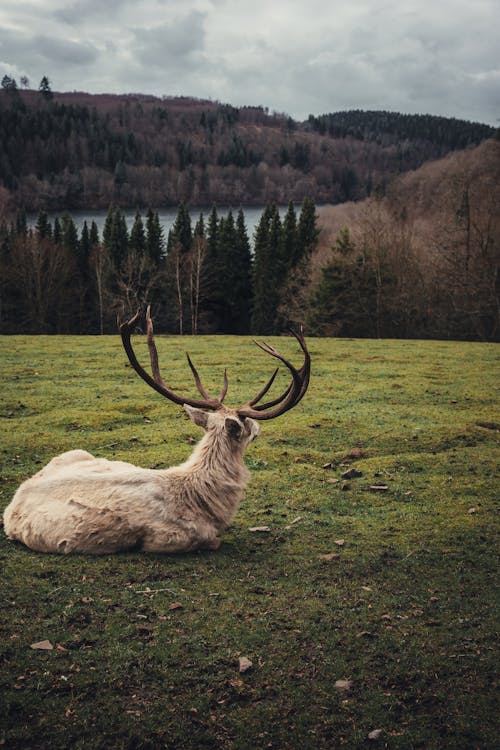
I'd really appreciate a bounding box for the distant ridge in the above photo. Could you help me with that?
[0,87,495,212]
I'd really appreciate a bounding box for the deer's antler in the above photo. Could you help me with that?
[120,307,227,410]
[119,309,310,420]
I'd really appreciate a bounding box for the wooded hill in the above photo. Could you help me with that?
[0,84,495,211]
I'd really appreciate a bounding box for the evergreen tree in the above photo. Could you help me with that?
[130,210,146,255]
[296,197,319,266]
[145,209,164,264]
[168,202,192,255]
[251,204,282,334]
[38,76,53,100]
[281,201,297,271]
[103,206,128,267]
[89,221,99,247]
[232,208,253,332]
[61,212,79,255]
[307,227,375,337]
[35,210,52,239]
[79,221,91,272]
[53,217,62,245]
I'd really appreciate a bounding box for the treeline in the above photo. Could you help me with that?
[0,199,319,336]
[0,80,495,211]
[307,110,494,150]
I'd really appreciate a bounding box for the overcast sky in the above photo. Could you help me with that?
[0,0,498,125]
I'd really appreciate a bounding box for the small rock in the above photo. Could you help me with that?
[368,729,383,740]
[238,657,253,673]
[334,679,353,691]
[341,468,363,479]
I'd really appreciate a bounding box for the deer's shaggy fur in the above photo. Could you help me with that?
[3,406,259,554]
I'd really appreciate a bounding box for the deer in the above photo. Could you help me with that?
[3,308,310,554]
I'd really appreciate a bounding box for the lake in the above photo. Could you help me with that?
[28,206,290,246]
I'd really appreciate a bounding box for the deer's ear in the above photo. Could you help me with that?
[225,416,243,440]
[184,405,209,430]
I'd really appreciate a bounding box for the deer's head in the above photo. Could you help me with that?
[119,307,310,446]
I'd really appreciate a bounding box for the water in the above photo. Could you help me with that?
[27,205,289,245]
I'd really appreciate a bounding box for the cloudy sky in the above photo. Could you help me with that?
[0,0,499,125]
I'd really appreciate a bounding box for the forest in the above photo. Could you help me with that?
[0,77,495,211]
[0,199,319,336]
[0,78,498,341]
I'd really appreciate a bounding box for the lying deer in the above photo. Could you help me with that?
[3,308,310,554]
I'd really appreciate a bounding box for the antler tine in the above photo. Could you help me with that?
[218,370,229,403]
[119,308,224,410]
[186,353,229,405]
[186,353,211,399]
[248,367,280,407]
[146,305,164,386]
[237,329,310,421]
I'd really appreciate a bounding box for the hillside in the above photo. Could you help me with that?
[0,86,495,212]
[310,138,500,340]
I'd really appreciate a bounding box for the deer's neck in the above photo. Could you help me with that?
[172,431,250,528]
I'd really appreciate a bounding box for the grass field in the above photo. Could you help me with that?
[0,334,498,750]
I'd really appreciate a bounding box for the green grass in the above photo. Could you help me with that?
[0,334,498,750]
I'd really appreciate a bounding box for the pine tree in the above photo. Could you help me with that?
[60,212,79,255]
[281,201,297,271]
[38,76,53,100]
[145,209,164,264]
[251,204,281,334]
[35,210,52,239]
[168,203,192,255]
[89,221,99,247]
[53,217,62,245]
[130,210,146,255]
[296,197,319,266]
[232,208,253,332]
[103,207,128,267]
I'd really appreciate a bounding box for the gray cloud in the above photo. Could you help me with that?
[132,11,206,67]
[0,0,498,124]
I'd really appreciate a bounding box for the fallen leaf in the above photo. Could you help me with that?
[319,553,340,561]
[322,461,335,470]
[326,478,339,484]
[368,729,383,740]
[30,640,53,650]
[169,602,183,611]
[334,539,345,546]
[290,516,302,525]
[229,678,244,688]
[334,679,353,691]
[249,526,271,533]
[238,657,253,673]
[349,448,363,458]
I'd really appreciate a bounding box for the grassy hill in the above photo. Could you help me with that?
[1,333,498,749]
